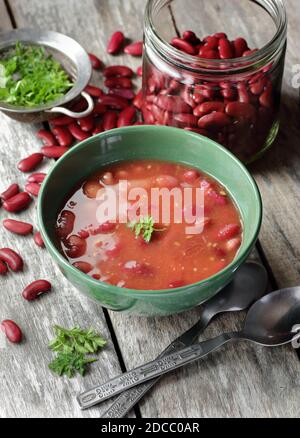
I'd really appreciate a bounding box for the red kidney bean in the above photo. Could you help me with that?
[27,173,46,184]
[123,261,153,276]
[137,66,143,77]
[88,53,102,70]
[181,86,197,108]
[3,219,33,236]
[22,280,52,301]
[84,85,104,98]
[1,320,22,344]
[226,101,256,121]
[0,248,23,272]
[199,48,220,59]
[92,102,107,116]
[250,77,266,95]
[34,231,45,248]
[237,82,250,103]
[41,146,69,159]
[151,104,164,124]
[124,41,143,56]
[77,116,94,132]
[18,153,44,173]
[0,260,8,275]
[50,115,74,126]
[233,38,249,57]
[92,222,116,234]
[141,107,155,124]
[173,113,199,127]
[1,183,19,201]
[78,229,90,239]
[195,84,215,100]
[51,127,73,147]
[226,237,242,252]
[92,122,104,136]
[65,235,87,258]
[193,101,225,117]
[109,89,136,101]
[184,127,210,136]
[104,65,133,78]
[220,87,237,101]
[183,30,200,45]
[217,224,240,241]
[56,211,75,240]
[73,261,92,274]
[198,112,231,130]
[103,111,118,131]
[171,38,197,55]
[107,31,125,54]
[213,32,227,39]
[37,129,56,146]
[105,77,133,89]
[208,189,227,205]
[133,89,143,109]
[3,192,32,213]
[68,123,90,141]
[117,106,136,127]
[243,49,258,57]
[99,95,129,110]
[25,182,40,197]
[204,36,219,50]
[259,83,273,108]
[157,95,192,113]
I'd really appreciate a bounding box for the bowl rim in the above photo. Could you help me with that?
[38,125,263,298]
[0,28,91,113]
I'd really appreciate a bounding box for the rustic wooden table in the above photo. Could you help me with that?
[0,0,299,419]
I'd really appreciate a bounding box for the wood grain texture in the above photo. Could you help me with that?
[1,0,299,419]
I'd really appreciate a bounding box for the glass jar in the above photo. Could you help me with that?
[142,0,287,163]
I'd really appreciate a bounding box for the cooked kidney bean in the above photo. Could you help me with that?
[124,41,143,56]
[51,127,73,147]
[41,146,69,159]
[22,280,52,301]
[0,248,23,272]
[109,88,135,100]
[37,129,57,146]
[50,115,74,127]
[1,320,22,344]
[182,170,200,184]
[73,261,93,274]
[226,237,242,252]
[77,116,94,132]
[99,94,129,110]
[88,53,102,70]
[103,111,118,131]
[84,85,104,98]
[3,219,33,236]
[27,173,46,184]
[1,183,19,201]
[25,182,40,197]
[117,106,136,127]
[3,192,32,213]
[34,231,45,248]
[0,260,8,276]
[68,123,90,141]
[168,280,185,289]
[105,77,133,89]
[104,65,133,78]
[123,261,153,276]
[91,222,116,234]
[56,211,75,240]
[18,153,43,173]
[64,235,87,258]
[107,31,125,54]
[217,224,241,241]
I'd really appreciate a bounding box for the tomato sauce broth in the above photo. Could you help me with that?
[55,160,242,290]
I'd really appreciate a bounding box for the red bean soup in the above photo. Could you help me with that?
[55,160,243,290]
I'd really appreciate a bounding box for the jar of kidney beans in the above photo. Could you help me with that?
[142,0,287,163]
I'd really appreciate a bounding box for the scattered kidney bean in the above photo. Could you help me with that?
[88,53,102,70]
[18,153,44,173]
[117,106,136,127]
[51,127,73,147]
[99,94,129,110]
[84,85,104,98]
[0,260,8,276]
[1,320,22,344]
[73,261,93,274]
[109,88,135,100]
[124,41,143,56]
[25,183,40,197]
[104,65,133,78]
[137,66,143,77]
[27,173,46,184]
[107,31,125,54]
[37,129,57,146]
[68,123,90,141]
[41,146,69,159]
[22,280,52,301]
[92,122,104,135]
[1,183,19,201]
[34,232,45,248]
[3,219,33,236]
[103,111,118,131]
[77,116,94,132]
[105,77,133,89]
[50,115,74,126]
[3,192,32,213]
[92,102,107,117]
[0,248,23,272]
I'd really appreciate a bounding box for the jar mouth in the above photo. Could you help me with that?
[145,0,287,73]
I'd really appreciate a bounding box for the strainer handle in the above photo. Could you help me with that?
[46,91,94,118]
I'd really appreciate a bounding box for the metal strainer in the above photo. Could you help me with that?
[0,28,94,123]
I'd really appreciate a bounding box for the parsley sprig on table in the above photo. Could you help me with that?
[48,326,106,378]
[0,42,73,107]
[128,216,165,243]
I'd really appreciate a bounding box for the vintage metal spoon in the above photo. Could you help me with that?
[77,262,268,412]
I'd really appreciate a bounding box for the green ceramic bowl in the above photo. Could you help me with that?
[38,126,262,316]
